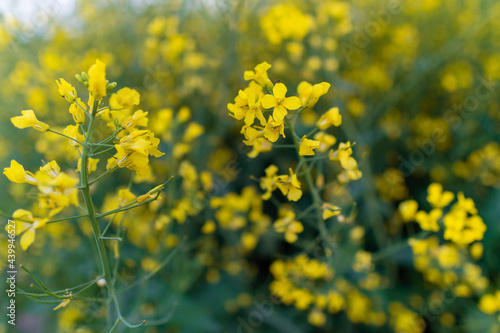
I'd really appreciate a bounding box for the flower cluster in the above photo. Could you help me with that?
[3,60,170,329]
[400,183,487,245]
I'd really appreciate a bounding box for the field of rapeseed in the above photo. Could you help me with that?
[0,0,499,332]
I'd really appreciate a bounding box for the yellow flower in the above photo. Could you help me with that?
[415,209,442,231]
[137,184,164,203]
[427,183,454,208]
[241,125,272,158]
[260,164,279,200]
[182,122,205,142]
[314,132,336,152]
[327,292,345,314]
[274,206,304,243]
[322,203,341,220]
[40,160,61,177]
[121,110,149,130]
[177,106,191,123]
[263,116,285,142]
[316,107,342,130]
[56,78,77,102]
[399,200,418,222]
[241,232,258,251]
[308,308,327,327]
[260,4,310,45]
[88,59,107,100]
[11,110,49,132]
[455,192,477,214]
[109,130,164,176]
[352,250,374,272]
[109,87,140,109]
[62,125,85,147]
[3,160,38,185]
[261,83,302,122]
[69,98,86,124]
[443,208,486,245]
[299,135,320,156]
[201,220,217,234]
[277,168,303,201]
[297,81,331,108]
[408,238,429,256]
[244,61,273,89]
[329,141,353,163]
[11,209,48,250]
[478,294,499,314]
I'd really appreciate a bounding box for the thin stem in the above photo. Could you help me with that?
[118,241,183,295]
[47,129,84,146]
[284,117,334,252]
[88,165,118,186]
[90,146,117,157]
[79,99,116,327]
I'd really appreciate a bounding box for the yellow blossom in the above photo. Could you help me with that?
[201,220,216,234]
[241,232,258,250]
[399,200,418,222]
[56,78,77,102]
[62,125,85,147]
[183,122,204,142]
[263,116,285,142]
[40,160,61,177]
[322,203,341,220]
[478,294,499,314]
[415,209,442,231]
[137,184,164,203]
[314,132,336,152]
[4,160,38,185]
[299,135,320,156]
[177,106,191,123]
[121,110,149,130]
[276,168,303,201]
[109,87,140,109]
[11,110,49,132]
[244,61,273,89]
[274,206,304,243]
[316,107,342,129]
[443,208,486,245]
[88,59,107,100]
[11,209,48,250]
[261,83,302,122]
[308,309,327,327]
[109,130,164,176]
[297,81,331,108]
[427,183,454,208]
[69,98,86,124]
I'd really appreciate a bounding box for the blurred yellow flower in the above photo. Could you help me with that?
[11,110,49,132]
[88,59,107,100]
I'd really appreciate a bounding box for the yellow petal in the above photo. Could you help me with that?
[11,110,49,132]
[3,160,37,185]
[53,299,71,310]
[20,228,35,250]
[273,82,287,99]
[273,105,288,122]
[88,59,107,100]
[283,96,302,110]
[261,94,277,109]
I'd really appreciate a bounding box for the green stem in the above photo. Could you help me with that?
[47,129,84,146]
[79,99,115,327]
[88,165,118,186]
[284,117,334,251]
